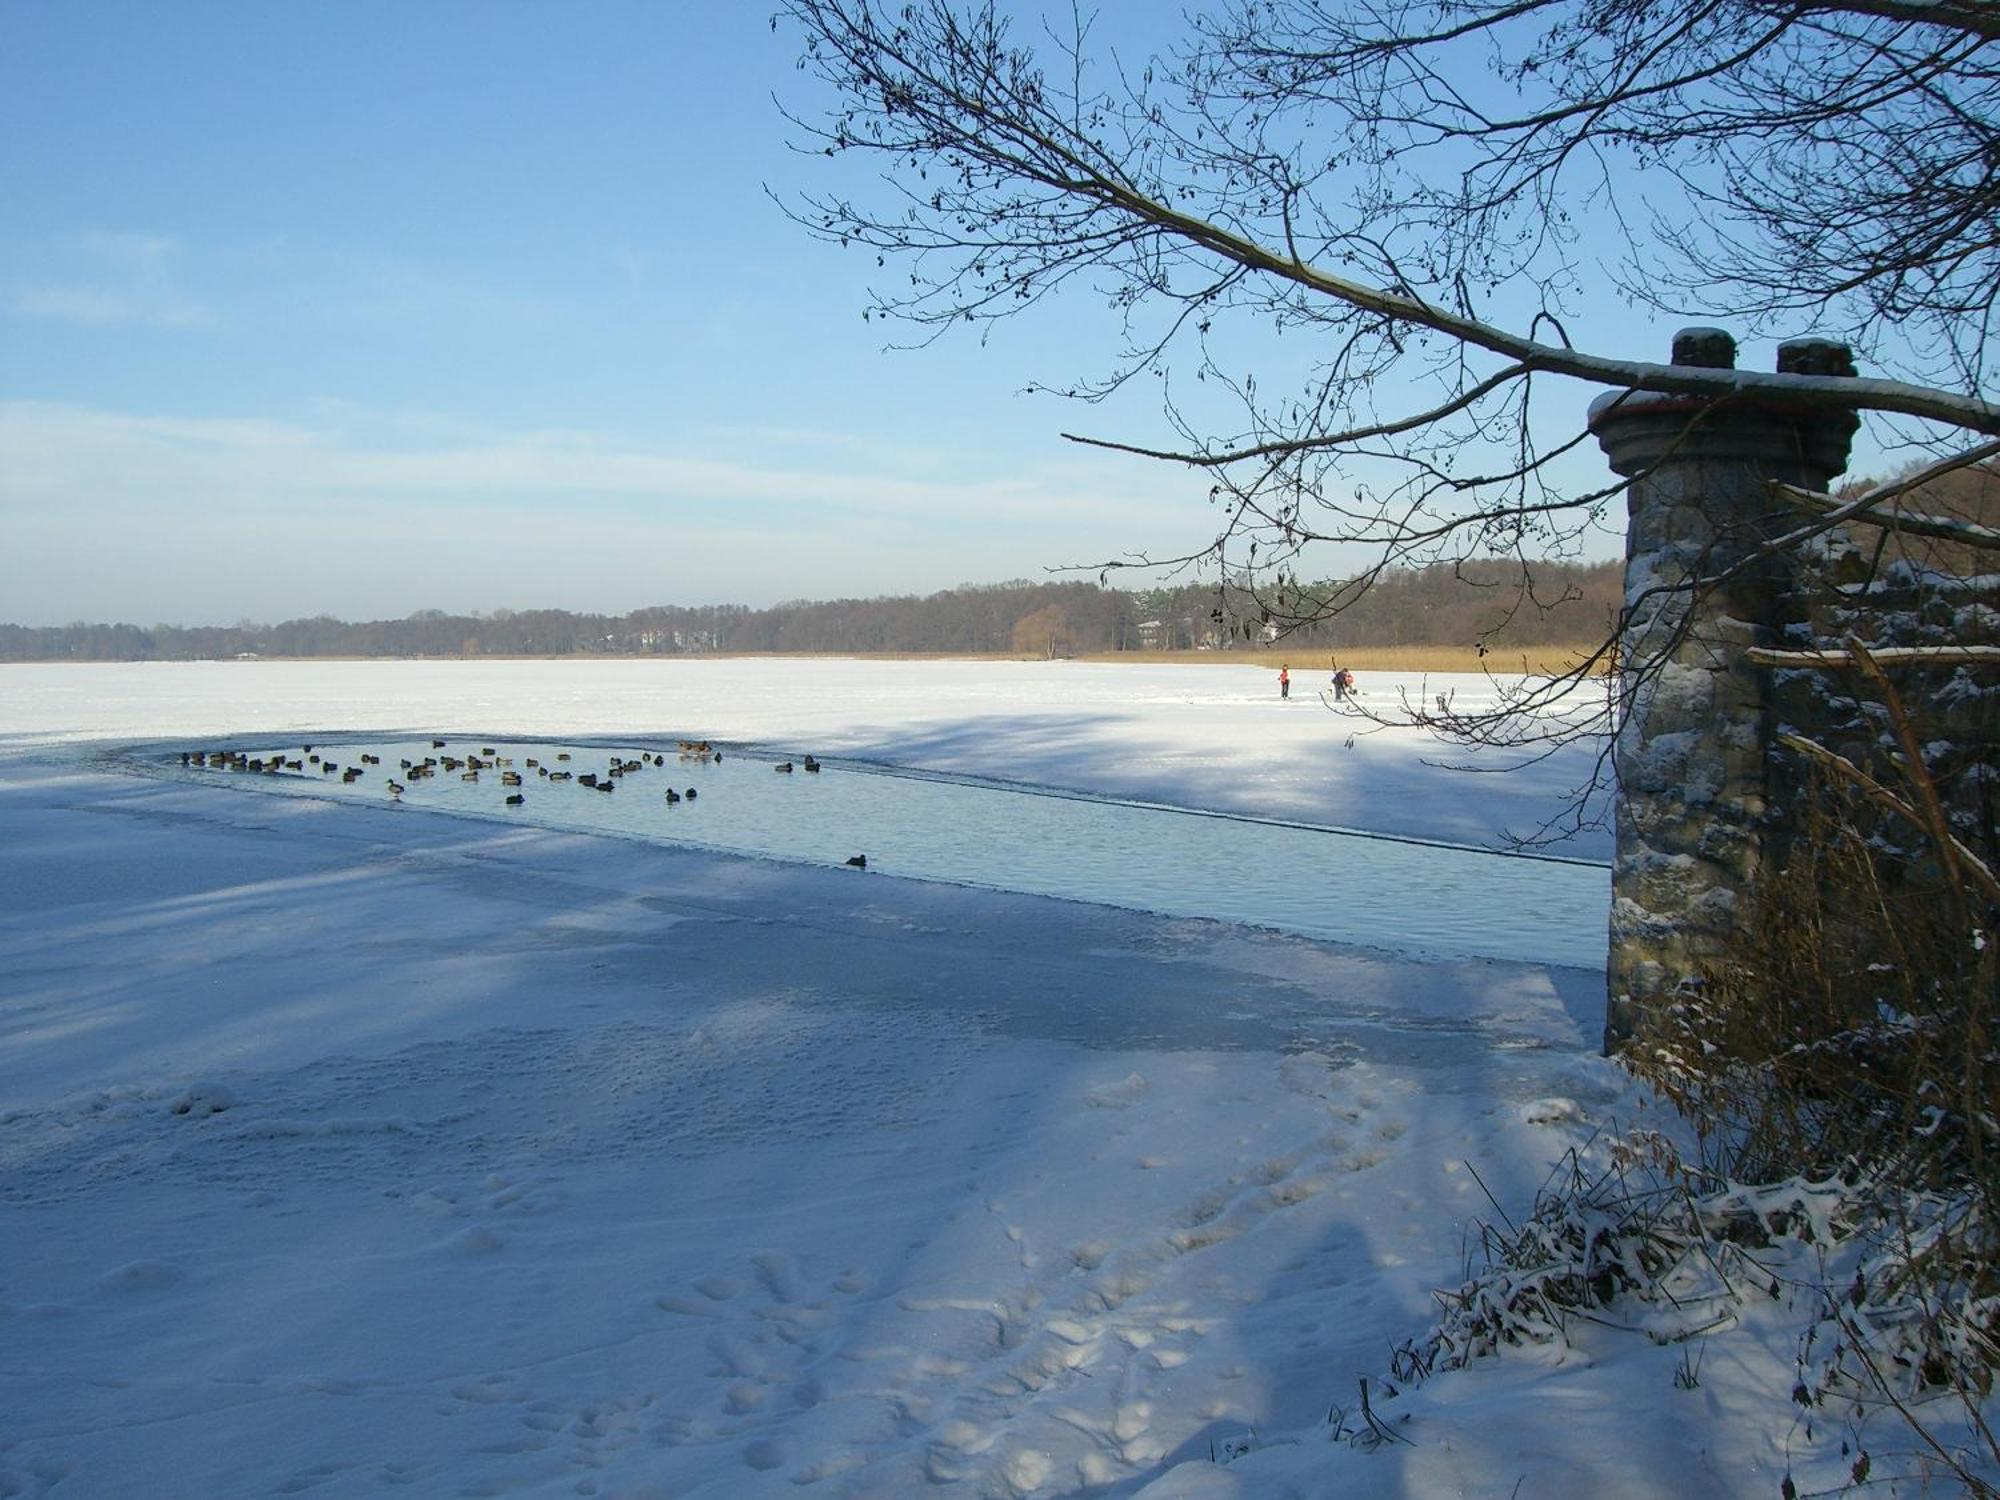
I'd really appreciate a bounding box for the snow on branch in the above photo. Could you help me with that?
[1747,645,2000,669]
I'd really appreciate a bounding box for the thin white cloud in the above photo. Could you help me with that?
[75,230,182,267]
[10,231,214,328]
[13,285,211,328]
[0,401,1177,526]
[609,243,647,287]
[0,400,1209,622]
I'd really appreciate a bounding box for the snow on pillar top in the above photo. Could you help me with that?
[1672,326,1737,368]
[1590,329,1857,487]
[1776,338,1858,377]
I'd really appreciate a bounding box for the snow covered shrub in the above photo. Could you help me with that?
[1623,709,2000,1491]
[1393,1143,1773,1378]
[1397,657,1999,1489]
[1394,1131,2000,1492]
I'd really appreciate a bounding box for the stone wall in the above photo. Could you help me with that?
[1770,542,2000,871]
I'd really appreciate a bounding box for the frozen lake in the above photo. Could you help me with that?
[8,661,1845,1500]
[0,656,1617,858]
[147,733,1609,971]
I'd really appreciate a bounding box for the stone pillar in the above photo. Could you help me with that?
[1590,329,1856,1051]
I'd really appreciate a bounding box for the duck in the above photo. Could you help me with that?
[844,854,868,869]
[505,793,525,807]
[663,788,681,805]
[775,761,794,774]
[803,755,821,773]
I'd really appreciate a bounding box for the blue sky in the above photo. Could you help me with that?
[0,2,1770,628]
[1,3,1222,625]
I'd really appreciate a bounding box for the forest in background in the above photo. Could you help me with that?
[0,561,1620,662]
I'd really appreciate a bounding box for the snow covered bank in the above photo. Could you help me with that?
[0,757,1629,1497]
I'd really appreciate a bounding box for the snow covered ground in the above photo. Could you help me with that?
[0,661,1907,1497]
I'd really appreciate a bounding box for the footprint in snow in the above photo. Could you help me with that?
[168,1082,238,1117]
[1084,1071,1148,1109]
[1521,1096,1584,1125]
[445,1226,503,1256]
[100,1261,182,1292]
[449,1378,516,1405]
[660,1255,866,1442]
[705,1331,766,1380]
[750,1249,802,1303]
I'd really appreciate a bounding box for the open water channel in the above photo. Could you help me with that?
[157,734,1610,972]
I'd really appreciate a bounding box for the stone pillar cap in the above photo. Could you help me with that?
[1672,327,1737,368]
[1588,331,1858,480]
[1776,338,1858,376]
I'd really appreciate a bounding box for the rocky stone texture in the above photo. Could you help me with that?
[1592,330,1858,1050]
[1772,542,2000,872]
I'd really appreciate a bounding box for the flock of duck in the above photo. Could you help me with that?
[179,738,866,867]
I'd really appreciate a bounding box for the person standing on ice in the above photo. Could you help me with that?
[1278,664,1290,700]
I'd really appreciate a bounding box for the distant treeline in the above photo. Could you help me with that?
[1,562,1620,662]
